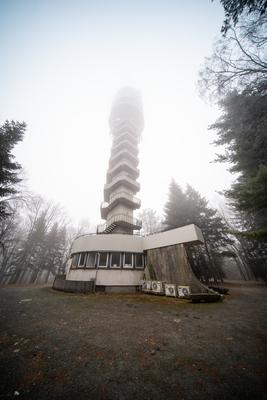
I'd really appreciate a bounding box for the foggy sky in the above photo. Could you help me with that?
[0,0,232,226]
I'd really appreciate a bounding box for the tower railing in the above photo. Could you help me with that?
[112,129,139,146]
[107,159,139,181]
[101,191,141,219]
[109,191,141,206]
[111,120,140,135]
[109,148,138,168]
[104,174,140,201]
[97,213,142,233]
[111,139,138,156]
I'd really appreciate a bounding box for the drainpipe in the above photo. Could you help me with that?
[93,253,100,292]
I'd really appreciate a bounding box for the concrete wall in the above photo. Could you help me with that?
[72,225,203,255]
[143,225,204,250]
[107,203,133,220]
[71,234,143,253]
[68,268,144,286]
[146,244,210,294]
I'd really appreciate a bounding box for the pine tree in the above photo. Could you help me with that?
[210,90,267,231]
[163,180,190,228]
[0,120,26,219]
[164,180,233,283]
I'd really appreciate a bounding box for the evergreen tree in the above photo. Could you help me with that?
[163,180,190,229]
[199,1,267,281]
[0,121,26,219]
[210,89,267,231]
[164,180,233,283]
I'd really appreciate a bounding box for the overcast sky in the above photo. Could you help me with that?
[0,0,233,227]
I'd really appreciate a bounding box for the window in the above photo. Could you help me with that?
[135,253,143,269]
[110,252,121,268]
[86,252,97,268]
[98,252,108,268]
[123,252,133,268]
[71,254,79,268]
[78,252,87,267]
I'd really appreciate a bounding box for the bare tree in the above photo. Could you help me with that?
[199,15,267,99]
[137,208,163,235]
[216,0,267,33]
[0,202,24,284]
[0,192,96,285]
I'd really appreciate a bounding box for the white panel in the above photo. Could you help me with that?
[143,224,204,250]
[71,234,143,253]
[67,269,96,281]
[67,268,143,286]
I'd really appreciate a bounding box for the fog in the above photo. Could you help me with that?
[0,0,232,226]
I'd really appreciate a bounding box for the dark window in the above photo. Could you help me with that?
[72,254,79,268]
[86,252,97,268]
[79,252,87,267]
[124,252,133,268]
[98,252,108,268]
[135,253,143,268]
[110,252,121,268]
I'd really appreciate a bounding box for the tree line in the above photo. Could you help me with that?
[139,1,267,283]
[0,193,93,285]
[0,121,93,284]
[200,0,267,280]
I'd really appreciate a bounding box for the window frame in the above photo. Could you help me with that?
[123,252,133,269]
[98,252,109,268]
[134,253,144,269]
[78,252,87,268]
[109,252,122,269]
[85,252,98,268]
[71,253,80,269]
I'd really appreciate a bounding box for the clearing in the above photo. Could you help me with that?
[0,282,266,400]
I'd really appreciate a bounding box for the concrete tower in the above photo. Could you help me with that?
[98,87,144,234]
[59,87,212,297]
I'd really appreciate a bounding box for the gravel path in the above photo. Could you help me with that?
[0,283,266,400]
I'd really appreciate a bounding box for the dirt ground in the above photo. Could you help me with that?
[0,283,266,400]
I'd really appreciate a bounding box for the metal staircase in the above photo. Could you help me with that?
[97,214,142,234]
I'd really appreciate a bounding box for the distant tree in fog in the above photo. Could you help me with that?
[164,180,233,283]
[0,194,94,285]
[137,208,163,235]
[0,202,24,283]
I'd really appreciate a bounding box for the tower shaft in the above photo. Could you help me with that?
[98,88,144,234]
